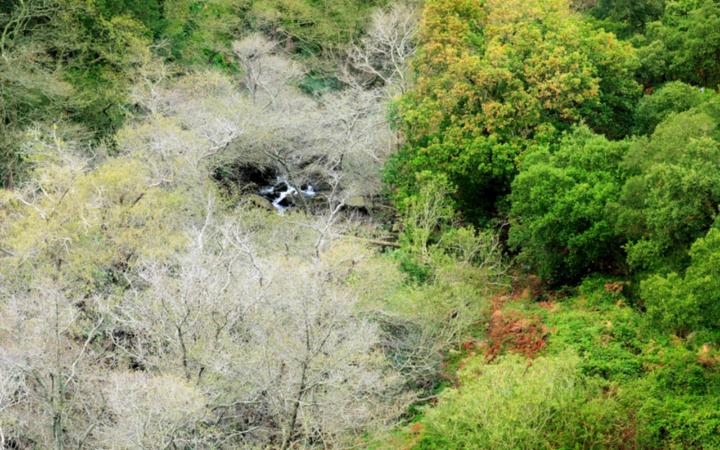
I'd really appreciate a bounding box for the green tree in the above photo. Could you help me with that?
[509,127,628,283]
[95,0,163,32]
[638,0,720,87]
[158,0,241,67]
[588,0,665,37]
[0,0,155,185]
[0,0,245,186]
[619,101,720,273]
[641,227,720,335]
[387,0,639,222]
[633,81,713,135]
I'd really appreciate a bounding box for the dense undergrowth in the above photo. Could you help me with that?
[379,276,720,449]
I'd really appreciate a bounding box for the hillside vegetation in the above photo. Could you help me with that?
[1,0,719,448]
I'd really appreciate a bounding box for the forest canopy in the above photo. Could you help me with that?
[1,0,720,448]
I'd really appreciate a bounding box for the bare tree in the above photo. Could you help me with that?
[110,214,408,448]
[346,2,419,91]
[98,372,208,450]
[0,7,502,447]
[233,34,303,106]
[0,360,24,448]
[117,30,404,217]
[0,282,107,449]
[118,70,259,192]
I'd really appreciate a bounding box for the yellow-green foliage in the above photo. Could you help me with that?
[380,259,496,389]
[411,352,627,450]
[346,180,505,390]
[248,0,385,54]
[1,157,188,292]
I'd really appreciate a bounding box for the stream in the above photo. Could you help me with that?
[259,178,316,213]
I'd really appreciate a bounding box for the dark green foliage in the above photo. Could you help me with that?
[0,0,244,185]
[158,0,241,67]
[634,81,711,135]
[638,0,720,87]
[619,102,720,273]
[632,388,720,449]
[538,289,720,449]
[384,134,523,225]
[0,0,152,183]
[389,1,720,448]
[509,127,628,283]
[587,0,665,37]
[96,0,163,31]
[641,228,720,335]
[581,34,643,139]
[297,72,343,95]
